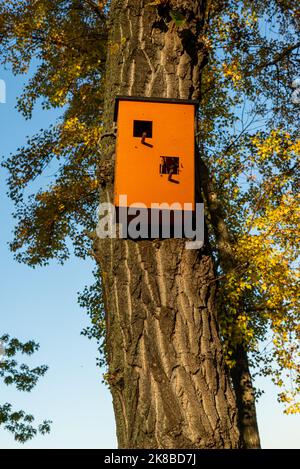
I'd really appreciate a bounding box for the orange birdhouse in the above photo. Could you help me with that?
[113,96,197,226]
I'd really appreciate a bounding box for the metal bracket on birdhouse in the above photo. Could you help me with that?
[168,171,180,184]
[141,132,153,148]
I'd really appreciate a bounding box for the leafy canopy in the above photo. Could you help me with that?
[0,334,51,443]
[0,0,299,412]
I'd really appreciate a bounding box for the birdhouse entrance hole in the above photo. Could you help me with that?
[133,120,153,138]
[160,156,180,175]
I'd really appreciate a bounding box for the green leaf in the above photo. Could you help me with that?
[170,10,186,27]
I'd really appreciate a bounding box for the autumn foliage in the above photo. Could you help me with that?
[0,0,299,413]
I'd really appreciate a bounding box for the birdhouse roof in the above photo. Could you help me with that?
[114,95,198,122]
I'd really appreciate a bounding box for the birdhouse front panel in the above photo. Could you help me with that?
[114,97,196,211]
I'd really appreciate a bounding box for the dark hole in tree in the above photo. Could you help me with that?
[133,120,153,138]
[160,157,180,175]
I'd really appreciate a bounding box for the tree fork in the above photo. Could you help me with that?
[94,0,240,448]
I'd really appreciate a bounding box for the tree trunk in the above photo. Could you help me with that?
[94,0,240,449]
[231,346,261,449]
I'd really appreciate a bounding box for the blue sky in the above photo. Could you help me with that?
[0,67,299,449]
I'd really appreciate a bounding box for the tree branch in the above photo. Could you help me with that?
[252,41,300,74]
[83,0,107,21]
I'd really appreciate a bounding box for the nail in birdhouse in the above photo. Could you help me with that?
[113,96,197,219]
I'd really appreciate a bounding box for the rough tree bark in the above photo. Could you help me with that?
[94,0,241,448]
[231,345,261,449]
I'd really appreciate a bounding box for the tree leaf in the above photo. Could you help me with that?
[170,10,186,27]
